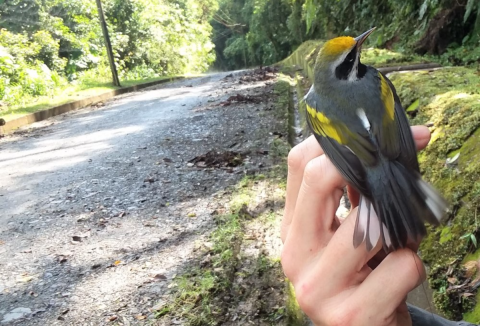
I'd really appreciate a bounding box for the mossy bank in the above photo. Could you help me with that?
[389,67,480,322]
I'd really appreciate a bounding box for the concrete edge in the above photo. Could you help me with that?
[0,76,185,135]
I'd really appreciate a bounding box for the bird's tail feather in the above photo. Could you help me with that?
[354,161,447,252]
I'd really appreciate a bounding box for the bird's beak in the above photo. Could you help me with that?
[354,27,376,48]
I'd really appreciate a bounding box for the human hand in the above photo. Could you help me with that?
[281,126,432,326]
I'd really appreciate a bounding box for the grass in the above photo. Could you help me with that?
[0,75,181,121]
[158,212,243,325]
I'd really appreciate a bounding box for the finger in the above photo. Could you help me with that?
[318,207,383,286]
[283,155,345,277]
[282,135,324,242]
[412,125,431,151]
[351,249,425,322]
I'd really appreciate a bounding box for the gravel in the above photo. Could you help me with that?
[0,70,285,325]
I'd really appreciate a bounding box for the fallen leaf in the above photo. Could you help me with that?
[135,315,146,320]
[153,274,167,281]
[464,260,477,278]
[447,277,457,284]
[17,276,34,283]
[144,177,155,183]
[108,315,118,322]
[114,260,122,266]
[57,255,68,264]
[187,212,196,218]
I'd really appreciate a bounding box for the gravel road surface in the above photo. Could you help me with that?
[0,70,285,325]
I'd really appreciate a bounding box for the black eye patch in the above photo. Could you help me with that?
[345,51,355,62]
[335,47,357,80]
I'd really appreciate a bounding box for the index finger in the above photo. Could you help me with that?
[282,135,323,241]
[351,249,425,323]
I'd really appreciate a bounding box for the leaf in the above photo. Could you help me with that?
[406,99,420,112]
[460,233,471,240]
[464,0,476,23]
[18,276,34,283]
[419,0,428,20]
[471,234,477,247]
[114,260,122,266]
[447,277,457,284]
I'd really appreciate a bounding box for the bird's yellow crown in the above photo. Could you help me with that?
[321,36,356,57]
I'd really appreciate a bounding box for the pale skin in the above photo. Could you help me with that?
[281,125,432,326]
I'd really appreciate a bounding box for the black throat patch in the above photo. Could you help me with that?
[335,46,367,80]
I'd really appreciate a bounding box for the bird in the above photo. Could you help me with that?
[304,27,447,252]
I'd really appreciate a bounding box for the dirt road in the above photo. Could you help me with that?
[0,70,292,325]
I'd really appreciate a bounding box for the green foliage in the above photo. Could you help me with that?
[212,0,480,70]
[0,0,216,114]
[212,0,299,70]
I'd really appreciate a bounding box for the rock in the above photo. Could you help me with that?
[464,260,478,279]
[151,301,166,311]
[2,307,32,323]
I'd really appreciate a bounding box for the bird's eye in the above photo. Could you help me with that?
[346,52,354,62]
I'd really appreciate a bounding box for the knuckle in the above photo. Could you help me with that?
[280,246,297,280]
[295,281,316,317]
[303,158,324,188]
[389,249,425,288]
[326,307,358,326]
[287,145,304,171]
[401,250,425,283]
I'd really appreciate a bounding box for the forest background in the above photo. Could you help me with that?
[0,0,479,117]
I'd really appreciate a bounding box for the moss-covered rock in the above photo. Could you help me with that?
[389,67,480,322]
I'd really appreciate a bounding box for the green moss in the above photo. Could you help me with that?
[439,227,454,244]
[361,48,426,67]
[391,67,480,320]
[464,291,480,323]
[285,281,309,325]
[280,40,431,81]
[463,247,480,263]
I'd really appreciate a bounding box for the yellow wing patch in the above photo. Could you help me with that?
[306,104,346,144]
[379,73,395,124]
[322,37,356,57]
